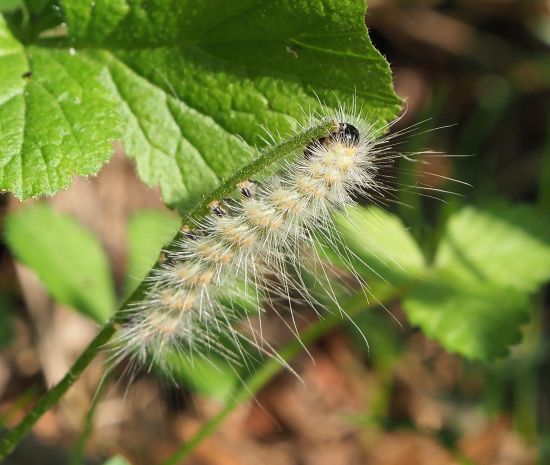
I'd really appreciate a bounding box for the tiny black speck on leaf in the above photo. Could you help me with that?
[286,45,300,58]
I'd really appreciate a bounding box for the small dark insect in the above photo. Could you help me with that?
[304,122,360,158]
[22,71,32,79]
[286,45,300,58]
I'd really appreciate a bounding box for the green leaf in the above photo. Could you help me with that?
[334,206,425,286]
[124,209,180,295]
[0,0,23,12]
[1,0,400,205]
[102,456,132,465]
[5,204,115,323]
[403,203,550,360]
[435,203,550,293]
[0,14,122,199]
[404,273,529,360]
[163,353,239,402]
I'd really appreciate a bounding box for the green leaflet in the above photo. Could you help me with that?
[124,209,180,296]
[334,204,550,361]
[433,203,550,293]
[403,203,550,360]
[404,273,530,360]
[0,0,400,207]
[334,206,425,287]
[5,204,116,323]
[163,353,239,403]
[102,457,132,465]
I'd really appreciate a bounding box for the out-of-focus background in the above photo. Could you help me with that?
[1,1,549,464]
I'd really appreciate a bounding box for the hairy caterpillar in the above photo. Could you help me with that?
[110,107,431,378]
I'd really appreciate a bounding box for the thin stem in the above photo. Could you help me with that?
[537,119,550,214]
[185,120,335,221]
[0,386,39,428]
[0,322,116,458]
[70,370,112,465]
[160,287,403,465]
[0,120,334,460]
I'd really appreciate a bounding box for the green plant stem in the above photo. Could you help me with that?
[160,286,402,465]
[0,120,334,460]
[70,369,112,465]
[538,119,550,214]
[185,120,335,221]
[0,321,116,458]
[0,386,39,428]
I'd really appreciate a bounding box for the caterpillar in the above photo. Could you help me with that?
[110,107,422,378]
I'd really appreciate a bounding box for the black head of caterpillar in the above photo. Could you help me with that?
[304,122,360,159]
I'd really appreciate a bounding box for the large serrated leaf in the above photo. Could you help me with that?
[5,204,116,323]
[435,203,550,293]
[403,203,550,360]
[0,15,122,199]
[404,272,529,360]
[65,0,401,208]
[1,0,400,204]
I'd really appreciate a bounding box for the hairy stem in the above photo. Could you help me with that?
[185,120,336,221]
[0,120,334,459]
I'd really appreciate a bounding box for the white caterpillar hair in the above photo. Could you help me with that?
[109,104,450,379]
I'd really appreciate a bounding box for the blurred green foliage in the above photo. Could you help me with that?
[102,456,131,465]
[5,204,115,323]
